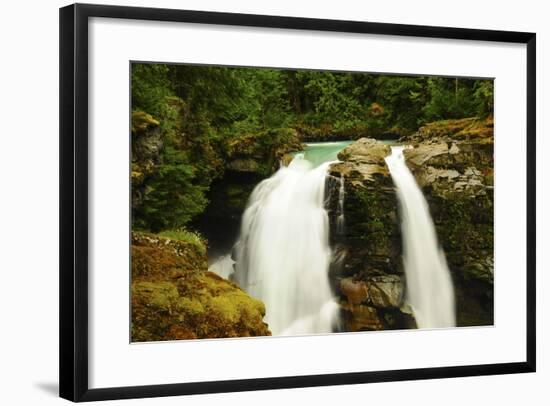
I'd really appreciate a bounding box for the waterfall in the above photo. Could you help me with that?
[233,154,338,336]
[208,254,235,280]
[336,176,345,235]
[385,146,456,329]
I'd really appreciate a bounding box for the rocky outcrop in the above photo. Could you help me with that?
[402,117,494,326]
[402,117,493,145]
[340,275,403,308]
[196,128,304,254]
[326,117,494,330]
[131,111,163,212]
[327,138,415,331]
[131,232,271,341]
[225,128,303,176]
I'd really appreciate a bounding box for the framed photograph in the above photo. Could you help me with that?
[59,3,536,402]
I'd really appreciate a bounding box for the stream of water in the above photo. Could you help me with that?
[385,146,456,328]
[228,142,353,335]
[232,155,337,335]
[210,140,455,334]
[299,141,353,167]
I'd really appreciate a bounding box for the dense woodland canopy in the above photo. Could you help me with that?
[131,63,493,232]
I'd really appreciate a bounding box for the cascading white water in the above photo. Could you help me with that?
[208,254,235,280]
[385,146,456,329]
[336,176,345,235]
[233,154,338,336]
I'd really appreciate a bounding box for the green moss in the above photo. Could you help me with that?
[209,295,244,323]
[426,190,493,328]
[158,229,207,256]
[409,116,493,144]
[177,296,205,317]
[133,281,179,311]
[225,128,303,176]
[131,232,270,341]
[431,194,493,254]
[351,187,396,246]
[132,111,160,133]
[334,181,401,278]
[207,285,266,324]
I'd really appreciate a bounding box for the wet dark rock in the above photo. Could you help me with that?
[326,138,408,331]
[326,118,494,330]
[340,275,403,308]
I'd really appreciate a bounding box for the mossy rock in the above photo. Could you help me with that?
[401,118,494,327]
[225,128,303,176]
[326,131,494,330]
[131,111,160,134]
[325,138,412,331]
[131,232,271,341]
[401,116,493,145]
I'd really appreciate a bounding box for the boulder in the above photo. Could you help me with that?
[402,117,494,326]
[340,303,384,331]
[326,138,410,331]
[131,232,271,341]
[340,275,403,308]
[327,138,400,277]
[337,137,391,164]
[225,128,303,176]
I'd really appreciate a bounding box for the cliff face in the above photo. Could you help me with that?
[402,117,494,326]
[327,139,415,331]
[326,117,494,330]
[224,128,303,176]
[131,232,271,341]
[131,112,163,213]
[194,128,304,254]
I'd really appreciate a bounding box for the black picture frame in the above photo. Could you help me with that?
[59,3,537,402]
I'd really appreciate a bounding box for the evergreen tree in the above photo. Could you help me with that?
[131,62,494,232]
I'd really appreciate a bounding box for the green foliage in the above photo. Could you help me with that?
[305,72,362,123]
[133,64,494,141]
[372,76,428,129]
[131,64,172,120]
[473,80,494,116]
[422,77,490,121]
[131,62,494,232]
[134,145,208,232]
[158,229,207,255]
